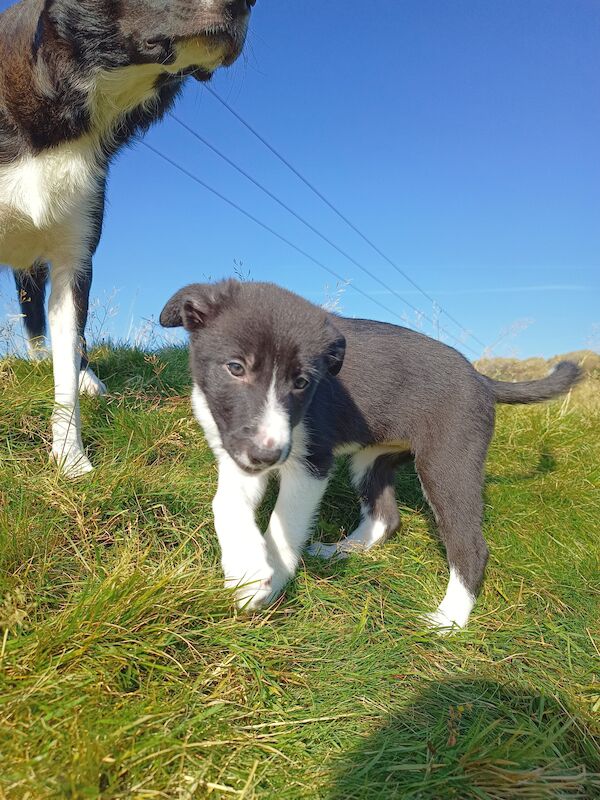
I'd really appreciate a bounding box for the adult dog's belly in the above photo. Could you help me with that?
[0,207,94,271]
[0,139,102,271]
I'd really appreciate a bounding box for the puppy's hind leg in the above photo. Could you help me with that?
[415,439,490,630]
[308,451,403,559]
[14,263,49,359]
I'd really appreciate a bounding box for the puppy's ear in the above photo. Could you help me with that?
[160,281,238,332]
[325,323,346,376]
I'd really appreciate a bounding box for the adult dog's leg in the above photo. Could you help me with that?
[263,460,330,605]
[73,262,106,397]
[212,455,271,610]
[48,265,93,477]
[14,263,49,359]
[14,261,106,397]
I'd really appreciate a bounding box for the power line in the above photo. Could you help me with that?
[141,140,481,357]
[170,112,473,350]
[204,85,488,352]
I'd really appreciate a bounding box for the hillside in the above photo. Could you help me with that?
[476,349,600,381]
[0,347,599,799]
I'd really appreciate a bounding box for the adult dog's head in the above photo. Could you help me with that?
[161,281,346,474]
[0,0,256,151]
[33,0,254,79]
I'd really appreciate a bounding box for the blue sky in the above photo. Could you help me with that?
[1,0,599,358]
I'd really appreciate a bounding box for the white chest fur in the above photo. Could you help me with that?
[0,65,167,270]
[0,35,230,271]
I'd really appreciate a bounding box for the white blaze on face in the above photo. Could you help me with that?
[254,372,292,456]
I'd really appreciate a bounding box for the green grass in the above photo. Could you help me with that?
[1,347,599,799]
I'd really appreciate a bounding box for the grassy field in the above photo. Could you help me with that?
[0,347,599,799]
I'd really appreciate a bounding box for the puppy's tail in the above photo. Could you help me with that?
[481,361,584,405]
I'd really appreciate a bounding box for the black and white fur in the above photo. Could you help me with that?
[161,280,582,628]
[0,0,254,476]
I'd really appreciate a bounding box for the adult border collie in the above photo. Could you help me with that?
[161,280,582,629]
[0,0,255,477]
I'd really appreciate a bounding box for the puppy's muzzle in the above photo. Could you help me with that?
[245,440,291,471]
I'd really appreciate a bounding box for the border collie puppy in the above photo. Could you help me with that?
[0,0,254,477]
[161,280,582,628]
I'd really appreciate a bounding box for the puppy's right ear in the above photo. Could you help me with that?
[160,281,238,332]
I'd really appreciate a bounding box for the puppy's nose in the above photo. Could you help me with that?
[246,445,283,469]
[226,0,255,19]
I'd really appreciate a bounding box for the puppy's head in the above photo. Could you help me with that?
[37,0,254,77]
[161,280,346,474]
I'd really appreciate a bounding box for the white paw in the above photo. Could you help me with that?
[222,552,275,612]
[423,609,462,633]
[226,560,295,611]
[306,541,348,561]
[226,574,275,612]
[52,445,94,478]
[424,571,474,631]
[237,577,277,612]
[423,603,471,633]
[79,368,107,397]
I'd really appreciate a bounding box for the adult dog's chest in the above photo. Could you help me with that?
[0,56,189,272]
[0,138,105,270]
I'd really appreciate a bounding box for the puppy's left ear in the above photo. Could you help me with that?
[325,323,346,376]
[160,280,237,332]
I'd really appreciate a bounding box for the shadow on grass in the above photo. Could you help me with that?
[486,451,558,485]
[327,678,600,799]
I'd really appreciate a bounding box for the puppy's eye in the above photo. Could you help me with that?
[294,376,310,391]
[227,362,246,378]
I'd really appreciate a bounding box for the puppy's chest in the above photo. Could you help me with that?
[0,139,104,268]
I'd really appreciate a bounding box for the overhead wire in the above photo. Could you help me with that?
[204,85,488,352]
[142,139,481,357]
[170,112,472,347]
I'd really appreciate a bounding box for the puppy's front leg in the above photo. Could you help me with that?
[212,456,271,611]
[264,461,330,603]
[48,266,93,477]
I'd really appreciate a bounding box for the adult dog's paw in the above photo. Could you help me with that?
[79,368,107,397]
[52,445,94,478]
